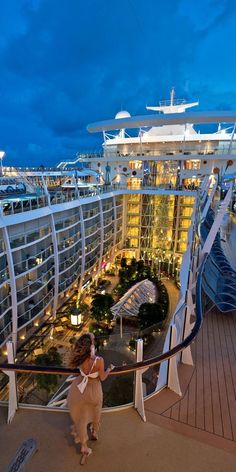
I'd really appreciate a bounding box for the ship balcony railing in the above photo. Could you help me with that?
[2,195,48,216]
[0,267,9,284]
[59,258,81,277]
[0,185,199,218]
[14,258,54,280]
[0,295,11,316]
[59,261,81,278]
[10,227,51,250]
[17,289,54,329]
[106,145,236,158]
[0,321,12,347]
[59,255,82,273]
[83,209,100,220]
[84,257,98,270]
[103,231,114,242]
[59,271,78,291]
[50,191,78,205]
[85,247,99,261]
[57,236,81,252]
[57,226,81,240]
[85,226,100,238]
[57,238,81,255]
[58,244,82,262]
[14,246,54,276]
[16,275,54,303]
[85,241,101,255]
[103,217,113,227]
[102,205,113,212]
[55,217,80,232]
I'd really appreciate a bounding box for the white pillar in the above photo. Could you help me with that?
[78,204,86,293]
[134,338,146,422]
[181,304,194,366]
[167,325,182,396]
[4,341,18,423]
[98,197,104,270]
[111,195,117,260]
[2,225,18,350]
[50,213,59,319]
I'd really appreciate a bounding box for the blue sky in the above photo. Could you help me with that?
[0,0,235,166]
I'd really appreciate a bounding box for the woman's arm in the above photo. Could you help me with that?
[97,357,113,381]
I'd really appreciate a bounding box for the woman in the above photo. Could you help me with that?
[67,333,114,465]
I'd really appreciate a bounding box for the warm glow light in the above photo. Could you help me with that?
[20,335,25,340]
[71,314,82,326]
[36,257,43,265]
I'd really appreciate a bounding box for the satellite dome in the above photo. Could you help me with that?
[115,110,131,119]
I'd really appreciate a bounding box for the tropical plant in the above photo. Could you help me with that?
[90,293,114,323]
[138,302,166,330]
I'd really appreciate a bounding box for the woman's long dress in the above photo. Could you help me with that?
[67,359,103,444]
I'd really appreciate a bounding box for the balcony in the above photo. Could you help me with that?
[14,246,54,276]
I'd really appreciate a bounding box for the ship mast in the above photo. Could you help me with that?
[146,88,199,114]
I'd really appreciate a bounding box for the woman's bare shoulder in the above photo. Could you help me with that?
[95,356,104,365]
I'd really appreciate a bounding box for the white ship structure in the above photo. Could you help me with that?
[0,89,236,353]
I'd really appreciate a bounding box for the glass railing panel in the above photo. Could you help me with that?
[103,371,134,408]
[13,331,136,409]
[0,295,11,315]
[0,267,9,283]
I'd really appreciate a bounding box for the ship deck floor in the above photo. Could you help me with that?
[145,307,236,456]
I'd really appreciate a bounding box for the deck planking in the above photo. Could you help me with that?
[145,308,236,453]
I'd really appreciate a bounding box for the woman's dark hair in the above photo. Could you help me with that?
[68,334,92,368]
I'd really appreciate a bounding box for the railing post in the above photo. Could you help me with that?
[4,341,18,423]
[181,296,195,365]
[134,339,146,422]
[167,325,182,396]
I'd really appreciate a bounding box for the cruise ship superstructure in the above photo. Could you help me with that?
[0,90,236,353]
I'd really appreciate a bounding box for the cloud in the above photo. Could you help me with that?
[0,0,235,165]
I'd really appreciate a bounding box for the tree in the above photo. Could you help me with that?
[90,293,114,323]
[35,347,62,397]
[138,303,165,331]
[120,257,127,268]
[137,259,145,274]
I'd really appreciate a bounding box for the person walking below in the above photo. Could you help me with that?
[67,333,114,465]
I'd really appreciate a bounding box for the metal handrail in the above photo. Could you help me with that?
[0,254,207,376]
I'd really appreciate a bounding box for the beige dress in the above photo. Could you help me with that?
[67,357,103,444]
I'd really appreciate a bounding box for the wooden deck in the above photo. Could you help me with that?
[145,308,236,454]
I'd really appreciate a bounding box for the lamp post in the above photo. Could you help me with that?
[0,151,5,176]
[70,309,82,327]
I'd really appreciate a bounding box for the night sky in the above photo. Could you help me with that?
[0,0,235,166]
